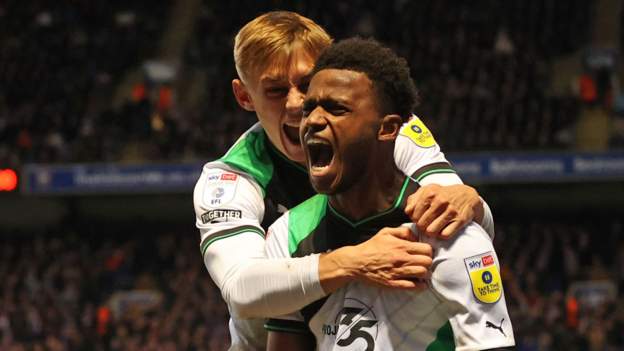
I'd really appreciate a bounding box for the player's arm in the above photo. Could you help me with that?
[196,167,431,319]
[317,226,433,293]
[194,166,326,318]
[196,166,435,318]
[405,183,493,238]
[425,223,515,350]
[395,116,495,238]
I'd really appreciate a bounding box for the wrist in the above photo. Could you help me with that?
[318,246,360,294]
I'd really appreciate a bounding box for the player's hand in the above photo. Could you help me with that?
[352,226,432,289]
[319,226,432,293]
[404,184,484,239]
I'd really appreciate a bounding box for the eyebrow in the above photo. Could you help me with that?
[303,99,317,111]
[261,71,313,86]
[260,76,286,85]
[304,97,348,111]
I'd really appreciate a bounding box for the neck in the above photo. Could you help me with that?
[329,150,405,222]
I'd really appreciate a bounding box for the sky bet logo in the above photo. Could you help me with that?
[469,254,494,270]
[468,260,482,269]
[482,255,494,266]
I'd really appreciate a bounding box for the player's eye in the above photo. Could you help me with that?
[330,106,348,116]
[265,87,288,98]
[298,82,310,94]
[302,100,316,117]
[324,102,348,116]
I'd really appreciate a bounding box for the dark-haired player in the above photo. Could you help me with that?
[193,11,496,350]
[264,38,515,350]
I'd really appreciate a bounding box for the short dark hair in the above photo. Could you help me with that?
[312,37,419,120]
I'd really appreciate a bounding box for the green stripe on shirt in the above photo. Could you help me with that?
[426,321,455,351]
[288,195,328,255]
[200,225,265,256]
[410,162,456,183]
[220,126,274,193]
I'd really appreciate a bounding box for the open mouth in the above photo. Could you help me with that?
[282,124,300,145]
[307,139,334,171]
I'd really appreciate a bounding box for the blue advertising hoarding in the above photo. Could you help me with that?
[451,152,624,183]
[22,163,204,195]
[21,152,624,195]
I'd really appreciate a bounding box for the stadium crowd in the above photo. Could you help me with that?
[496,218,624,351]
[0,218,622,351]
[1,0,612,168]
[0,0,170,167]
[0,225,230,351]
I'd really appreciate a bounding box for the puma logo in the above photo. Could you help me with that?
[486,318,506,337]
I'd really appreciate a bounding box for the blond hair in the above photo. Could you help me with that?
[233,11,333,83]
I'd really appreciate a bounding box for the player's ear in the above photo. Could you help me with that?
[232,79,255,111]
[378,114,403,141]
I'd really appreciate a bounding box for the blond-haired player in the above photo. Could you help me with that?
[193,11,494,350]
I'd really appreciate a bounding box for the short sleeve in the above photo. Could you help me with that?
[419,223,516,350]
[194,163,266,254]
[394,116,458,183]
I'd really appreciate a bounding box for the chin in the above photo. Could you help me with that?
[310,176,336,195]
[287,149,306,164]
[280,138,305,163]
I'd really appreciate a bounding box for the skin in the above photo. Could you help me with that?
[232,46,314,164]
[301,68,407,220]
[301,69,380,197]
[406,183,484,238]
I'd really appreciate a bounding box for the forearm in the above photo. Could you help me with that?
[318,246,358,293]
[220,255,326,319]
[318,227,432,293]
[205,232,325,318]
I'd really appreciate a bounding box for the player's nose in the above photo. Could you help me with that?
[285,87,304,117]
[304,107,328,133]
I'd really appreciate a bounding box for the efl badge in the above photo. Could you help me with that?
[203,171,238,208]
[464,252,502,304]
[400,117,436,148]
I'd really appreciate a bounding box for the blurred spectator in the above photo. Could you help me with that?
[0,228,230,351]
[0,0,170,167]
[496,218,624,351]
